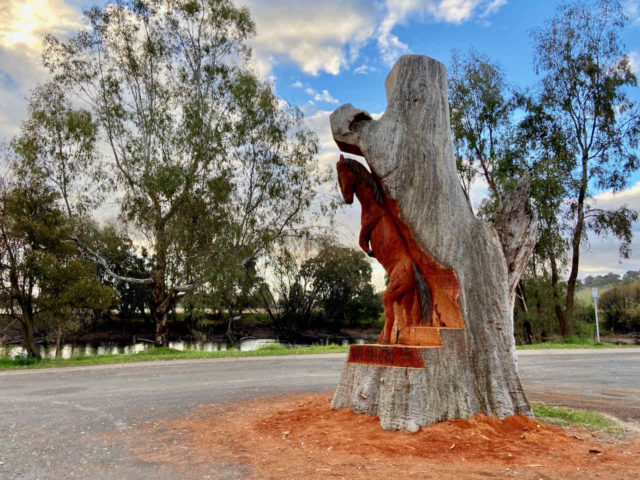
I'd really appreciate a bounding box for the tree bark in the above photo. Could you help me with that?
[153,224,170,347]
[330,55,537,431]
[563,154,588,337]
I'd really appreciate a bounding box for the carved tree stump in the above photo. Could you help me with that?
[330,55,538,432]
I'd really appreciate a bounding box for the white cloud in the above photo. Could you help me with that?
[467,174,489,212]
[591,181,640,211]
[291,80,303,88]
[305,87,339,104]
[353,64,377,74]
[240,0,509,76]
[481,0,507,18]
[576,182,640,278]
[623,1,640,25]
[628,51,640,74]
[238,0,376,76]
[376,0,509,65]
[0,0,80,51]
[580,230,640,278]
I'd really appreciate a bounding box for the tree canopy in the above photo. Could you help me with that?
[33,0,328,345]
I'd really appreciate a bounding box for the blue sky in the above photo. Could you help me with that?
[1,0,639,287]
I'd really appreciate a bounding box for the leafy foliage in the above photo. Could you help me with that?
[302,244,381,330]
[0,181,115,358]
[38,0,328,345]
[526,0,640,334]
[449,50,518,212]
[599,281,640,333]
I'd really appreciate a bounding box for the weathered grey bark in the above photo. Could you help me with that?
[330,55,537,431]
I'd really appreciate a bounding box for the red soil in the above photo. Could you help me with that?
[131,392,640,479]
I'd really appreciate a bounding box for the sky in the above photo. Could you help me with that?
[1,0,639,289]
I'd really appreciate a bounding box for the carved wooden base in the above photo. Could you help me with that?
[348,344,437,368]
[332,329,532,432]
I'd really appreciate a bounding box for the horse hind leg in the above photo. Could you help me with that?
[394,293,414,344]
[379,265,414,344]
[379,294,395,344]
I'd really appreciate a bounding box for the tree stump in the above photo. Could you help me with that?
[330,54,538,432]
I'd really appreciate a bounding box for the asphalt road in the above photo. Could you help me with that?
[0,350,638,479]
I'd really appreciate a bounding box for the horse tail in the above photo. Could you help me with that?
[412,262,433,325]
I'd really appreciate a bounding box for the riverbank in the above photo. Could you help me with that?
[0,344,350,370]
[2,340,639,371]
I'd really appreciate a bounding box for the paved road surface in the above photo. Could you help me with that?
[517,349,640,422]
[0,350,638,479]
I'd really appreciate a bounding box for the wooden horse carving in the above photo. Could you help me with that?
[336,155,440,344]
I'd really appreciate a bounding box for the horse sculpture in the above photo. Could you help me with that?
[336,155,438,344]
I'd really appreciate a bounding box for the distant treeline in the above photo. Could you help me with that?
[581,271,640,289]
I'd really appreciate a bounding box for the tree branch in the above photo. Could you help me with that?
[69,234,154,285]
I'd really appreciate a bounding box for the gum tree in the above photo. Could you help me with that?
[449,50,517,211]
[41,0,324,345]
[0,181,114,359]
[529,0,640,335]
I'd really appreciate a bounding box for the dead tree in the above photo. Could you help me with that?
[330,55,538,432]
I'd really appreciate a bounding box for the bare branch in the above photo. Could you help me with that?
[69,234,154,285]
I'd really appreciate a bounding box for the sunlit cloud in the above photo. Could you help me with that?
[0,0,80,52]
[238,0,375,76]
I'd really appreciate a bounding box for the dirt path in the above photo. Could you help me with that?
[126,392,640,479]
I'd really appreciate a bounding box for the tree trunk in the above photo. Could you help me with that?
[563,156,588,337]
[330,55,537,431]
[548,245,567,336]
[154,309,169,347]
[55,326,62,358]
[153,224,170,347]
[22,315,41,360]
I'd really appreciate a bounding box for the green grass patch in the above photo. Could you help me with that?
[517,335,638,349]
[0,344,349,371]
[575,284,614,305]
[532,402,625,435]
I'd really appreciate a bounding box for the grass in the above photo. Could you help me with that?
[516,335,638,349]
[4,335,638,369]
[0,343,349,371]
[532,402,626,436]
[575,284,614,305]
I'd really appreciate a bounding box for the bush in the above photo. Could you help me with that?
[573,302,596,339]
[599,282,640,333]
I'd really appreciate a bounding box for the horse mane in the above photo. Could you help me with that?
[341,157,385,206]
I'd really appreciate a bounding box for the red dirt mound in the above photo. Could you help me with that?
[131,392,640,479]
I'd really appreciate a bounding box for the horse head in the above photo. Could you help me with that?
[336,155,358,204]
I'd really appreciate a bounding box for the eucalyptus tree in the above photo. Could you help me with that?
[515,95,575,334]
[449,50,517,211]
[41,0,324,345]
[529,0,640,335]
[0,181,114,359]
[10,82,104,224]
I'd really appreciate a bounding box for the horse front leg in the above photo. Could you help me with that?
[359,216,380,257]
[379,264,413,344]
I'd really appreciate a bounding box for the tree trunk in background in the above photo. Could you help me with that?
[330,55,537,431]
[548,246,567,336]
[23,315,41,360]
[55,326,62,358]
[153,224,170,347]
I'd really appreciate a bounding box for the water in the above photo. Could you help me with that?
[0,340,232,359]
[0,337,360,360]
